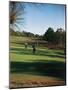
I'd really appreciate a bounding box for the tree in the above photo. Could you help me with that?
[62,31,66,46]
[9,2,25,31]
[43,27,55,43]
[56,28,64,45]
[43,27,65,49]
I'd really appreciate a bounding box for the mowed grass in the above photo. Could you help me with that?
[10,44,65,62]
[10,36,65,63]
[10,36,66,88]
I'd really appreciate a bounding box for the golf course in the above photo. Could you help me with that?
[10,36,66,88]
[9,2,66,88]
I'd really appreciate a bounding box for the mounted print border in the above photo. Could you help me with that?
[9,1,66,89]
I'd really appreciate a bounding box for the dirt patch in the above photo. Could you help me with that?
[10,74,65,89]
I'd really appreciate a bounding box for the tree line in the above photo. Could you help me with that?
[10,27,66,49]
[43,27,66,49]
[10,29,40,38]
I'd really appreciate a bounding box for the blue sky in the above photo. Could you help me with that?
[19,2,65,35]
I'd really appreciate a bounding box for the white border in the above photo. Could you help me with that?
[10,0,67,4]
[0,0,68,90]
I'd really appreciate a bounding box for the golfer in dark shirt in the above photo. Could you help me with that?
[32,44,36,54]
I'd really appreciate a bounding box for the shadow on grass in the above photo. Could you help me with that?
[10,47,65,58]
[10,60,66,80]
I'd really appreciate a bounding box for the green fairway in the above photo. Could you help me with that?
[10,42,65,62]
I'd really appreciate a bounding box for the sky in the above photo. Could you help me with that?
[16,2,66,35]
